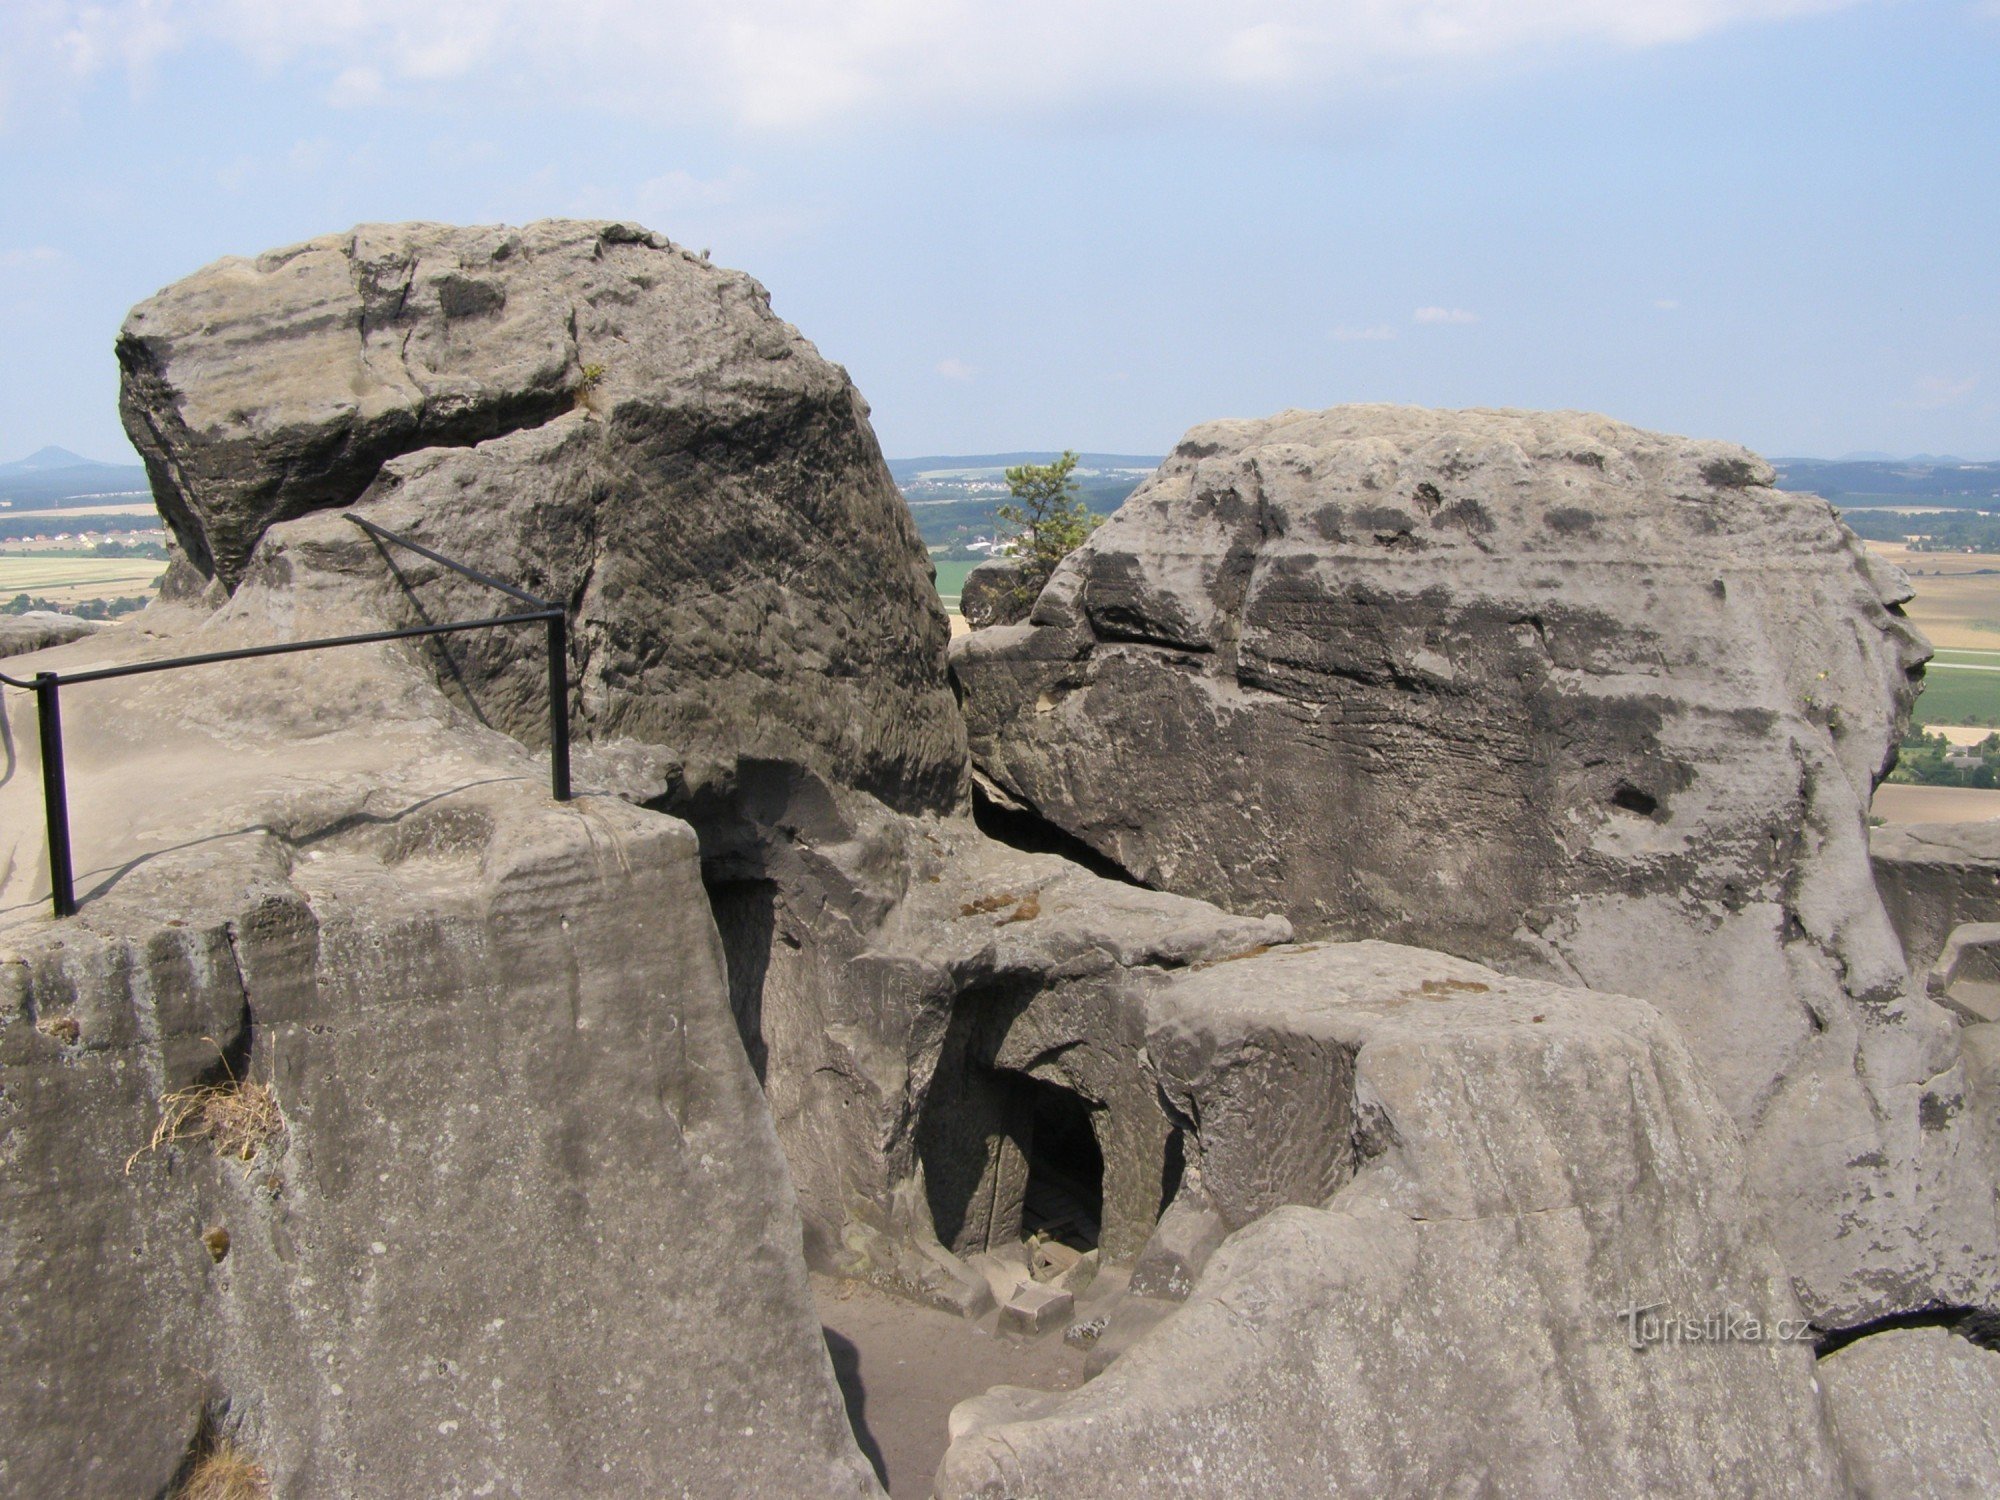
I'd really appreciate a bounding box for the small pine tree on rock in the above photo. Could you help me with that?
[997,451,1100,612]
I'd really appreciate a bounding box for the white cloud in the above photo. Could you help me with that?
[2,0,1877,132]
[0,246,62,269]
[327,65,386,107]
[935,358,977,383]
[1414,306,1479,325]
[1903,374,1978,409]
[1654,297,1680,310]
[1333,324,1398,341]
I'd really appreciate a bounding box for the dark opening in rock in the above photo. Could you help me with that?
[1021,1077,1104,1253]
[1611,783,1660,818]
[704,877,776,1086]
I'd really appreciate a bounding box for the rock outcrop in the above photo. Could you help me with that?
[25,226,2000,1497]
[1873,819,2000,974]
[959,556,1033,629]
[699,799,1289,1310]
[0,609,103,657]
[119,219,966,815]
[937,942,1845,1497]
[0,600,878,1496]
[954,405,1993,1322]
[1821,1326,2000,1498]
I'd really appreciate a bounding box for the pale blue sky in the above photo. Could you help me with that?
[1,1,1994,464]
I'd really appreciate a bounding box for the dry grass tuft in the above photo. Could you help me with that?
[1419,978,1490,996]
[36,1014,81,1046]
[126,1042,284,1174]
[173,1436,271,1500]
[999,894,1042,924]
[959,891,1017,917]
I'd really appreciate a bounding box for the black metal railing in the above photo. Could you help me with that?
[0,516,571,919]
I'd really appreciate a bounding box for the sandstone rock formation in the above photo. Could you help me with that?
[701,799,1289,1309]
[1821,1326,2000,1498]
[0,598,878,1496]
[959,556,1032,629]
[937,943,1844,1497]
[1873,819,2000,973]
[119,219,965,815]
[0,609,102,657]
[953,405,1994,1322]
[22,225,2000,1497]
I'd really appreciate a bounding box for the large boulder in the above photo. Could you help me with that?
[118,219,966,815]
[937,942,1846,1498]
[0,603,879,1497]
[952,404,1996,1323]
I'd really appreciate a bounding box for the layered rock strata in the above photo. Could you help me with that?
[0,600,877,1497]
[118,218,966,815]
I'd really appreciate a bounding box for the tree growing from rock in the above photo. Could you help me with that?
[997,451,1100,611]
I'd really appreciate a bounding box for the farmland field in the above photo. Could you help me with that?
[932,559,977,609]
[0,554,167,605]
[1863,542,2000,728]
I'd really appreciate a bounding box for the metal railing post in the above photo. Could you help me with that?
[33,673,76,918]
[545,611,572,802]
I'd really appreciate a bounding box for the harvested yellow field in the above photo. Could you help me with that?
[1864,542,2000,651]
[0,555,167,605]
[0,502,158,520]
[1871,783,2000,826]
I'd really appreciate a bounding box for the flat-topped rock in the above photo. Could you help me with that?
[0,608,878,1498]
[0,609,103,658]
[937,940,1843,1498]
[1873,819,2000,973]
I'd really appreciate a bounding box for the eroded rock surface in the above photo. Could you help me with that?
[938,941,1844,1498]
[0,603,877,1498]
[954,405,1992,1321]
[119,219,965,815]
[1821,1326,2000,1498]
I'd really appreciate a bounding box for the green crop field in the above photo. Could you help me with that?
[1913,651,2000,727]
[932,559,977,608]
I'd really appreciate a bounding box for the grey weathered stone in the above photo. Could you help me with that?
[0,604,879,1498]
[954,404,1993,1322]
[1821,1327,2000,1499]
[960,556,1032,629]
[0,609,103,657]
[1930,922,2000,1024]
[999,1282,1073,1337]
[119,219,966,815]
[1873,819,2000,973]
[938,941,1846,1498]
[686,796,1290,1306]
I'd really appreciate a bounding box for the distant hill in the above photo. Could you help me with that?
[889,452,1163,556]
[1772,457,2000,508]
[0,446,150,509]
[886,452,1163,483]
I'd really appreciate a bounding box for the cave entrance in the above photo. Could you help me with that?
[1020,1077,1103,1253]
[917,1062,1107,1258]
